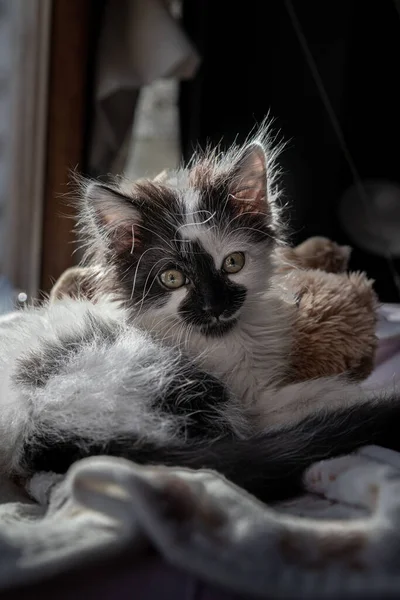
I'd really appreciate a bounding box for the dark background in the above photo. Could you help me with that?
[179,0,400,301]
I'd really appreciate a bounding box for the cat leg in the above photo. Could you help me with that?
[256,376,382,428]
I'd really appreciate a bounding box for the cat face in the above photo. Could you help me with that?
[82,140,282,337]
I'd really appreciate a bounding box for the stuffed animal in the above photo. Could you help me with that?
[275,237,378,382]
[50,237,378,384]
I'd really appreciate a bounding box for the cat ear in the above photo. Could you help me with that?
[230,142,268,215]
[85,182,142,254]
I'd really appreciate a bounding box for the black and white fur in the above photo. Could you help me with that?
[78,127,376,428]
[1,126,400,503]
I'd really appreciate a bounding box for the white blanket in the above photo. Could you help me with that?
[1,445,400,597]
[1,304,399,595]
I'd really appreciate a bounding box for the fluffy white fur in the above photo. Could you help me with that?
[0,293,373,478]
[0,299,217,475]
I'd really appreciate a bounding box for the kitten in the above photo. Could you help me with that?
[77,129,371,428]
[1,126,399,504]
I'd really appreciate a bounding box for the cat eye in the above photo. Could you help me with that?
[222,252,245,274]
[159,269,187,290]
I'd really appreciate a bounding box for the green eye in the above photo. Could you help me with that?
[222,252,245,274]
[159,269,187,289]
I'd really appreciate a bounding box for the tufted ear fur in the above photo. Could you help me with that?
[84,182,142,255]
[229,142,268,216]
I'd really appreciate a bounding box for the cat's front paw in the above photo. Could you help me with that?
[304,455,361,496]
[304,453,383,512]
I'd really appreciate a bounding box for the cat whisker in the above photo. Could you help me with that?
[185,209,214,217]
[177,320,191,349]
[130,225,135,254]
[129,246,165,301]
[159,319,182,345]
[136,224,176,252]
[145,315,177,338]
[133,259,169,314]
[174,211,217,236]
[221,210,269,236]
[232,227,277,242]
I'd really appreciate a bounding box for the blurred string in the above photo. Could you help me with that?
[283,0,400,300]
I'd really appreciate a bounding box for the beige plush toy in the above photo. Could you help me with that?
[275,237,378,382]
[50,237,378,384]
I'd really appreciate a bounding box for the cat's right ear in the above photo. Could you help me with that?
[84,182,142,255]
[229,143,268,215]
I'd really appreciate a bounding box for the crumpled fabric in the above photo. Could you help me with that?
[2,445,400,597]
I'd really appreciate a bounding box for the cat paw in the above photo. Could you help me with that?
[304,454,384,512]
[304,455,362,495]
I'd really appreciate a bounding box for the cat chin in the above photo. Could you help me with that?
[196,318,238,338]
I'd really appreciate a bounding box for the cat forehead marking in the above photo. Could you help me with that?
[174,188,220,266]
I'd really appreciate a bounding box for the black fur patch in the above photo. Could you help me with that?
[176,239,247,336]
[157,358,232,436]
[110,183,185,312]
[14,313,119,388]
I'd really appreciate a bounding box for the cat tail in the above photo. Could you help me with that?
[21,392,400,503]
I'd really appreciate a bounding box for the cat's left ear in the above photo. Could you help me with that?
[230,143,267,215]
